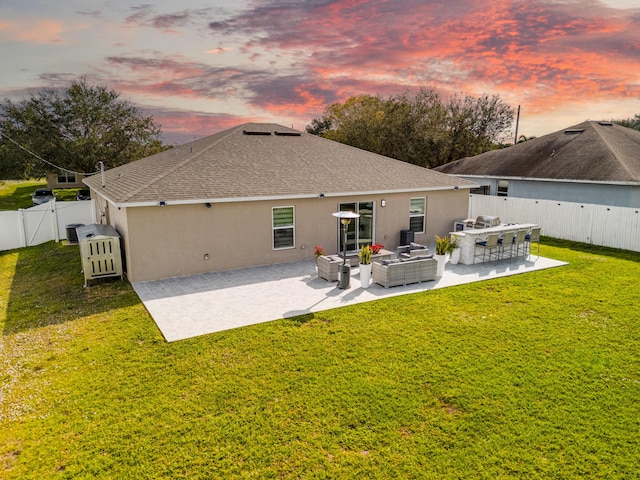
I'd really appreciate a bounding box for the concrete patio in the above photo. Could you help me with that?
[133,256,567,342]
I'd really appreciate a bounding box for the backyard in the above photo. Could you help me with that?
[1,236,639,478]
[0,180,81,210]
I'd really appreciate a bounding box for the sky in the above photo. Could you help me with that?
[1,0,639,145]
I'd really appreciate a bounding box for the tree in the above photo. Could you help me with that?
[614,114,640,131]
[0,78,166,179]
[517,135,536,143]
[307,89,514,168]
[305,116,333,136]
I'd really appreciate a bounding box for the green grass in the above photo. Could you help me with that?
[0,180,82,210]
[1,239,639,478]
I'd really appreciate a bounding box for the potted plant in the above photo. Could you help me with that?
[434,235,453,276]
[314,245,325,274]
[358,245,373,288]
[370,242,384,254]
[449,234,462,265]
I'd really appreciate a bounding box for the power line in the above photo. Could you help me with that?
[0,130,100,176]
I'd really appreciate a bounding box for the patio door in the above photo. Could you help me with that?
[337,201,374,252]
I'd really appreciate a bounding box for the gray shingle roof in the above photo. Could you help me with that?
[84,123,474,205]
[434,121,640,183]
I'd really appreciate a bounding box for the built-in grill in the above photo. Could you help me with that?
[474,215,501,229]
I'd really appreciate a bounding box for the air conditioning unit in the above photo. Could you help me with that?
[77,224,123,287]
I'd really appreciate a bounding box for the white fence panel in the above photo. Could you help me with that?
[469,195,640,252]
[588,204,640,251]
[0,211,24,250]
[23,202,58,246]
[0,200,95,251]
[54,200,96,240]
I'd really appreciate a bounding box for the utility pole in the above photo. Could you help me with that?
[513,105,521,145]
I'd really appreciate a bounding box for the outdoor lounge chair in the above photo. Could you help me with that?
[317,255,342,281]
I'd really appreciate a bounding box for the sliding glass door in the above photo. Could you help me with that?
[338,201,374,252]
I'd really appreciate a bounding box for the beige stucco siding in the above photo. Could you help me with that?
[46,172,86,189]
[119,190,470,283]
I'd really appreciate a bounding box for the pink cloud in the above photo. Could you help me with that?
[205,0,640,122]
[17,1,636,141]
[0,19,66,44]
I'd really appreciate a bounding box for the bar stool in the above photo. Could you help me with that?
[497,230,515,261]
[512,229,528,260]
[525,227,541,260]
[475,233,500,263]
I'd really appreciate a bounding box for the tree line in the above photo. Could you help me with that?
[1,78,639,180]
[306,89,515,168]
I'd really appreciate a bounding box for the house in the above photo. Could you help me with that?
[434,121,640,208]
[83,123,475,283]
[46,172,86,189]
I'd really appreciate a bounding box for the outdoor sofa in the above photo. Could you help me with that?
[372,255,437,288]
[396,242,430,259]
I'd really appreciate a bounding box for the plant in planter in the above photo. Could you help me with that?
[449,234,462,264]
[435,235,455,255]
[358,245,373,265]
[434,235,455,276]
[370,243,384,254]
[314,245,325,264]
[358,245,373,288]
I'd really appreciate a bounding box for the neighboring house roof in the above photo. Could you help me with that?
[434,121,640,184]
[85,123,475,206]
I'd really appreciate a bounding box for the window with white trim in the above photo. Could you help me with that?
[409,197,426,233]
[272,206,295,249]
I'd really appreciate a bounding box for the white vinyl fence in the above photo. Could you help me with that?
[0,200,96,251]
[469,195,640,252]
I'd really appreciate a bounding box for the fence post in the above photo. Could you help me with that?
[51,200,60,242]
[18,208,27,248]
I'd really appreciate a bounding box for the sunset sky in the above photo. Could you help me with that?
[1,0,639,145]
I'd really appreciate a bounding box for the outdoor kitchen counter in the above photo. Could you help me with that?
[452,224,539,265]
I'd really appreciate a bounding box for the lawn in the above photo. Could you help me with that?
[0,180,81,210]
[1,239,639,479]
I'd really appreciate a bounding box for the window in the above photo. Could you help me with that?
[470,185,490,195]
[272,206,295,249]
[409,197,426,233]
[57,172,77,184]
[497,180,509,197]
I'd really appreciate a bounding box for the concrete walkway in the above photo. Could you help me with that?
[133,256,567,342]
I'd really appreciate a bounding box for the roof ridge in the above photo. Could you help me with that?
[590,122,638,182]
[119,125,244,202]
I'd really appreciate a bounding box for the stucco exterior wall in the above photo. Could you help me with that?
[46,172,86,189]
[117,190,470,283]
